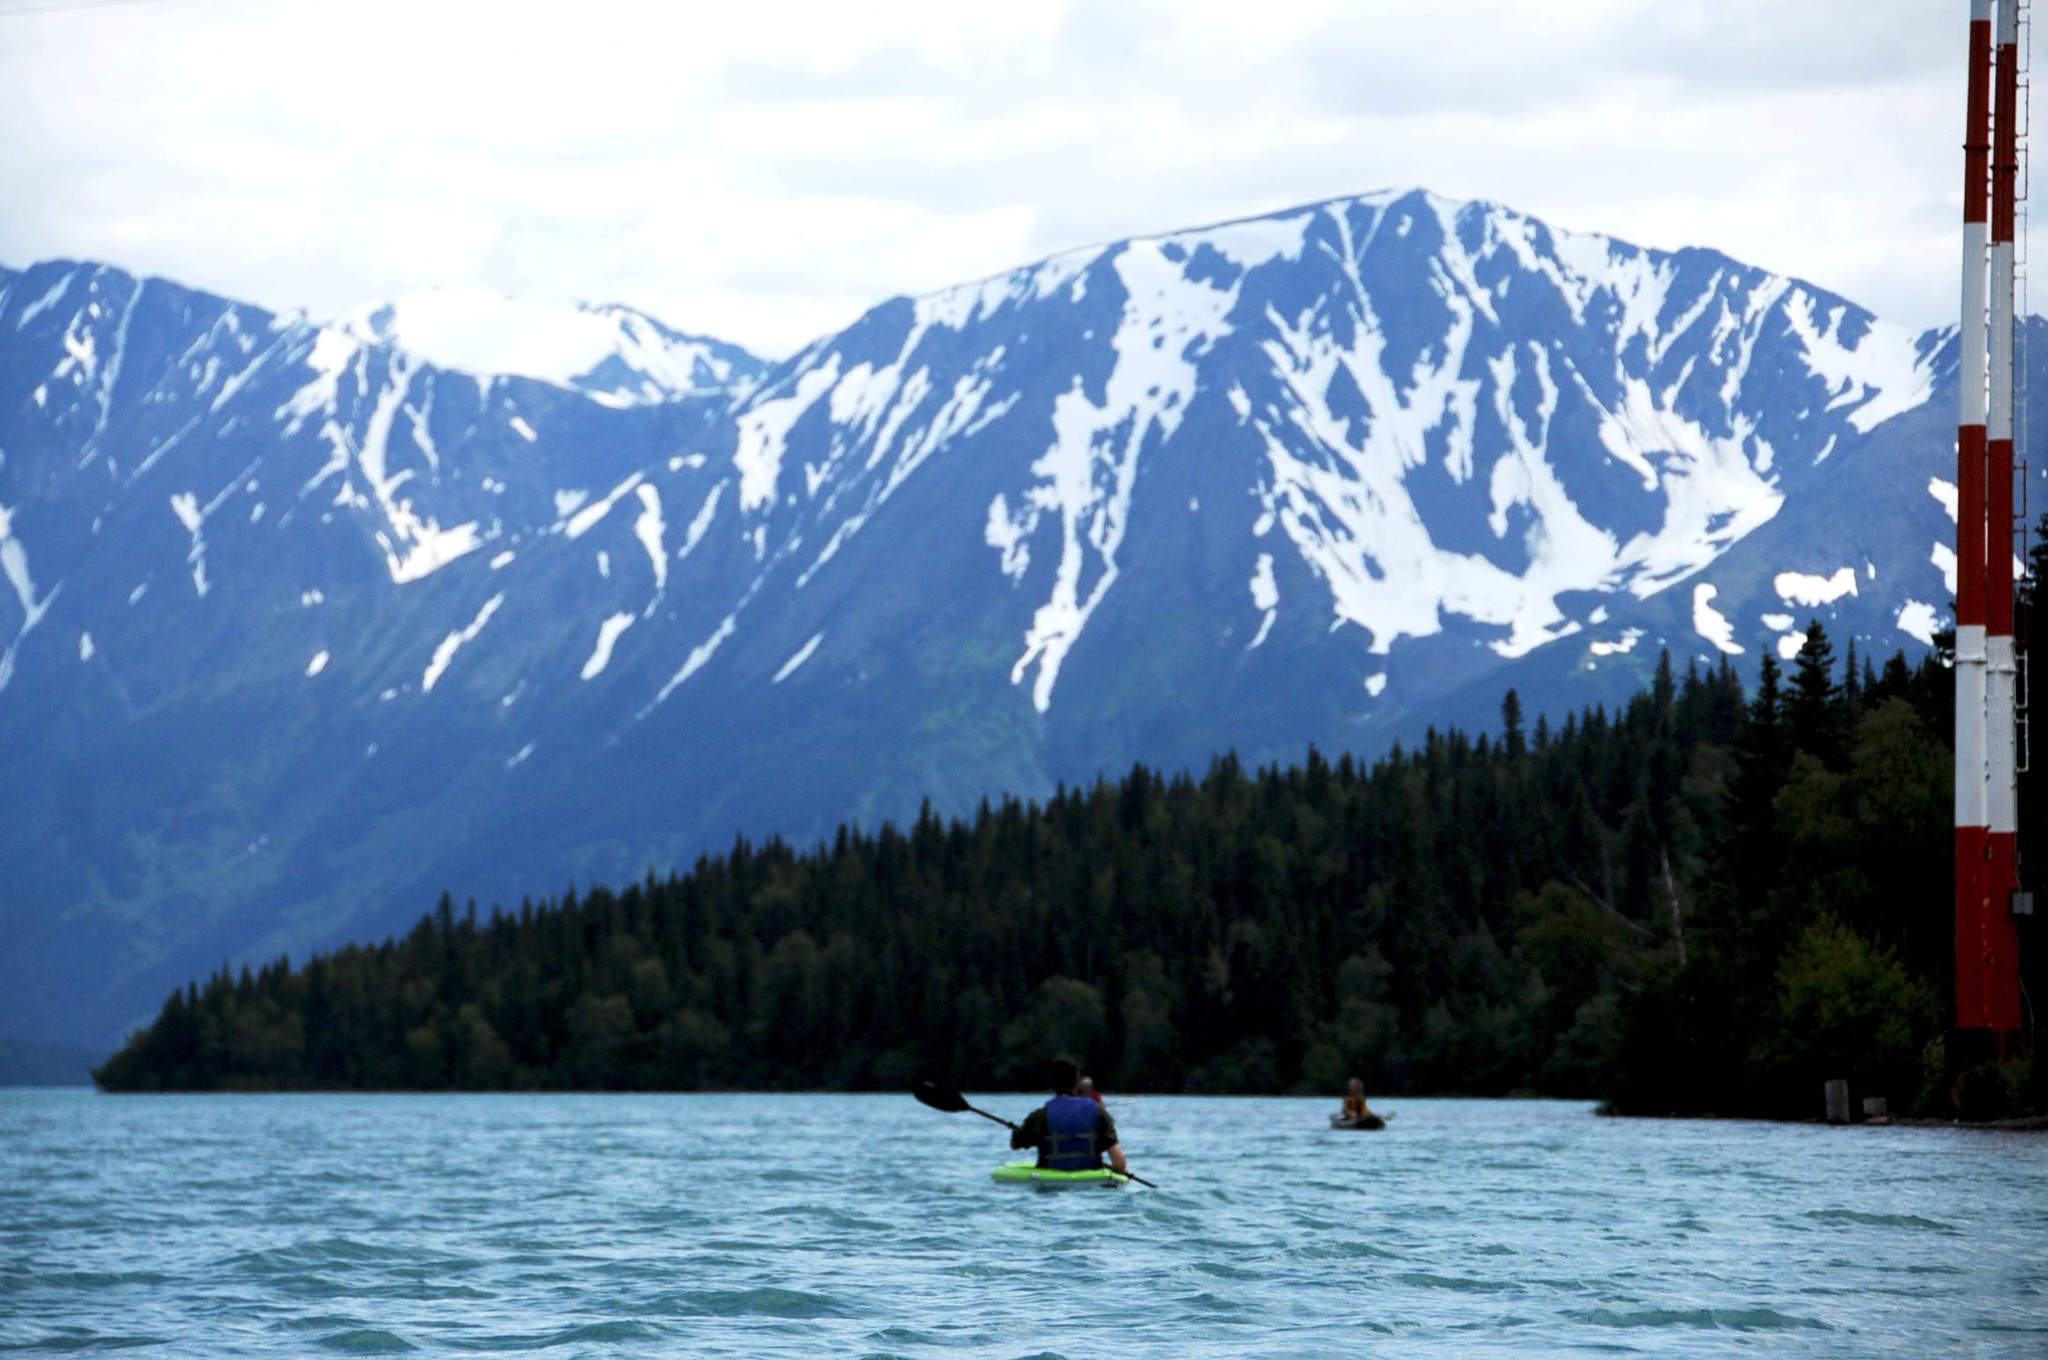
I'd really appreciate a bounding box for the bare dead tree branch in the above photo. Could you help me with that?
[1660,847,1688,968]
[1565,871,1654,939]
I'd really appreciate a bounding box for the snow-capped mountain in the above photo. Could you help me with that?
[338,287,767,406]
[0,188,2022,1059]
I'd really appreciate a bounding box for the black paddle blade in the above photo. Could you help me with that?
[912,1079,971,1114]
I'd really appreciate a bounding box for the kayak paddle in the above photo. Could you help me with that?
[913,1079,1018,1129]
[911,1080,1158,1188]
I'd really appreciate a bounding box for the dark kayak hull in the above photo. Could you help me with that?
[1330,1114,1386,1131]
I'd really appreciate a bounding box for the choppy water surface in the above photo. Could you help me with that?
[3,1091,2045,1357]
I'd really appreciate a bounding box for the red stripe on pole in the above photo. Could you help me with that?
[1989,438,2015,632]
[1985,834,2023,1031]
[1993,28,2019,247]
[1967,17,1994,225]
[1959,425,1989,627]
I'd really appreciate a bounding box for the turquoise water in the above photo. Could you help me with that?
[3,1091,2045,1357]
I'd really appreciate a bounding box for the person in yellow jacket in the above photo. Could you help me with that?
[1340,1077,1375,1122]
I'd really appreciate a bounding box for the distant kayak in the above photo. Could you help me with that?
[1329,1114,1386,1131]
[991,1161,1131,1188]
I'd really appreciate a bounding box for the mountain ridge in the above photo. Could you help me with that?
[0,188,2025,1056]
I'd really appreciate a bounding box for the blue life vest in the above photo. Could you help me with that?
[1042,1095,1103,1170]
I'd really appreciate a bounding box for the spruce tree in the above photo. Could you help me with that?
[1786,620,1843,765]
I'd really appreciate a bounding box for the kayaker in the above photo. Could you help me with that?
[1012,1058,1129,1176]
[1078,1076,1104,1105]
[1340,1076,1376,1122]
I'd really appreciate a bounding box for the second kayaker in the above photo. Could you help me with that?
[1013,1057,1130,1176]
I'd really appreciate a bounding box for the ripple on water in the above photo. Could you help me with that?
[1569,1306,1831,1331]
[865,1326,943,1347]
[1392,1272,1523,1294]
[380,1282,496,1301]
[759,1204,891,1232]
[313,1328,416,1354]
[1803,1209,1959,1234]
[274,1314,376,1334]
[455,1320,669,1351]
[1,1329,170,1351]
[651,1287,854,1319]
[1281,1234,1400,1262]
[226,1237,399,1272]
[34,1270,173,1288]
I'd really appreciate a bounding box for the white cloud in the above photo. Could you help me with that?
[0,0,1987,357]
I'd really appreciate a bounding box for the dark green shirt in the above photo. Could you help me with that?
[1011,1102,1119,1167]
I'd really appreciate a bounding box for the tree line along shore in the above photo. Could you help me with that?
[94,624,2047,1120]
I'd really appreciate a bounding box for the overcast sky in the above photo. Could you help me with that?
[0,0,1997,357]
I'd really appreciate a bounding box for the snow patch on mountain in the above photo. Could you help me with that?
[278,330,358,435]
[340,354,484,584]
[168,492,209,596]
[1589,628,1643,657]
[1933,542,1958,594]
[1692,582,1743,654]
[1929,477,1959,520]
[1897,600,1941,644]
[632,485,668,595]
[735,361,841,512]
[15,271,73,330]
[1256,258,1547,657]
[0,502,56,694]
[1248,553,1279,649]
[1782,293,1935,434]
[421,593,504,693]
[651,613,737,707]
[772,632,824,683]
[1009,241,1241,710]
[1775,567,1858,607]
[677,484,724,562]
[581,612,636,680]
[985,494,1031,581]
[1249,552,1280,611]
[564,473,644,540]
[1591,378,1782,596]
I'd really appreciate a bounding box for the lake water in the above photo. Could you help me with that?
[2,1090,2045,1357]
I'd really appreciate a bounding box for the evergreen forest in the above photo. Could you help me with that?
[95,621,2048,1119]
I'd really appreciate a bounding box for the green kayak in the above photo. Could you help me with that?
[991,1161,1131,1188]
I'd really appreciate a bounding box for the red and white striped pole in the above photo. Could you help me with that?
[1957,0,1995,1031]
[1982,0,2024,1033]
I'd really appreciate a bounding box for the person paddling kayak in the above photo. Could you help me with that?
[1013,1058,1129,1177]
[1340,1077,1377,1123]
